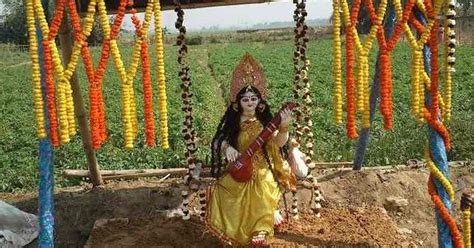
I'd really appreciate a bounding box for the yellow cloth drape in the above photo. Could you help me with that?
[206,119,292,246]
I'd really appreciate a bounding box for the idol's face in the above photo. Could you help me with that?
[239,91,260,114]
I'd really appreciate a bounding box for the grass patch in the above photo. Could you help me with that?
[0,39,472,192]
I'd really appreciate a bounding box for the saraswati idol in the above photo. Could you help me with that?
[206,53,297,247]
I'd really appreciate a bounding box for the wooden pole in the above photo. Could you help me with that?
[58,10,103,186]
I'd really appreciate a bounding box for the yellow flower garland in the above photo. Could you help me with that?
[103,0,154,149]
[29,0,170,149]
[410,50,423,122]
[393,0,444,122]
[340,0,387,128]
[26,0,46,138]
[32,0,97,143]
[332,0,343,124]
[154,0,170,149]
[66,84,76,136]
[422,71,445,115]
[443,0,455,121]
[424,147,455,202]
[462,209,471,248]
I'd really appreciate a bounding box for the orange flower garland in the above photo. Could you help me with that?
[68,0,126,149]
[106,0,154,149]
[345,24,357,139]
[42,39,60,147]
[67,0,105,149]
[130,6,156,147]
[429,18,441,119]
[27,0,169,150]
[40,0,66,146]
[428,174,463,247]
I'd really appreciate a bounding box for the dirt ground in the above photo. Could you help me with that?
[2,165,472,248]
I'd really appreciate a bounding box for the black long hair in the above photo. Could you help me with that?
[210,86,272,178]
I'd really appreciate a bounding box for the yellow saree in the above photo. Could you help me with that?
[206,119,293,246]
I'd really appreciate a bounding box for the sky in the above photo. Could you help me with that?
[121,0,333,31]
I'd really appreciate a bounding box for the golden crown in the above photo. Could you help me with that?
[230,53,267,102]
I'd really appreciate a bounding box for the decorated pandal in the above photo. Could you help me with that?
[24,0,471,247]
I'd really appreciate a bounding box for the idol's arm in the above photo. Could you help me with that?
[273,125,289,147]
[273,108,291,147]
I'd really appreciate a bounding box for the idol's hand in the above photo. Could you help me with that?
[279,108,292,128]
[225,145,241,163]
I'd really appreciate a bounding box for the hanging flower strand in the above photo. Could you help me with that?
[79,0,127,148]
[175,3,201,220]
[130,3,156,147]
[67,0,105,148]
[105,0,154,149]
[291,0,303,144]
[292,1,314,167]
[332,0,343,124]
[443,0,456,121]
[26,0,46,138]
[153,0,170,149]
[42,39,60,146]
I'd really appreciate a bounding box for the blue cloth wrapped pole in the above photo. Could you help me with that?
[36,0,55,246]
[353,4,396,170]
[415,9,453,248]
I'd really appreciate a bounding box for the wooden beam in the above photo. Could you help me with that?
[64,168,191,177]
[63,161,471,182]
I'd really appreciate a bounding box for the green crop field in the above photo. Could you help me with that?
[0,39,473,192]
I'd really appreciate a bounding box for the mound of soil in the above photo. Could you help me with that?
[84,208,409,248]
[2,165,472,247]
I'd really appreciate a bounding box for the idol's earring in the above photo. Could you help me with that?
[257,103,266,112]
[232,103,239,112]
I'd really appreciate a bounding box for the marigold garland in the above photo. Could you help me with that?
[428,18,441,120]
[428,174,464,247]
[424,147,454,202]
[64,0,98,141]
[443,0,456,121]
[42,39,60,146]
[130,6,156,147]
[462,210,471,247]
[392,0,443,123]
[330,0,462,244]
[338,0,388,134]
[332,0,343,124]
[32,0,100,144]
[153,0,170,149]
[344,17,357,139]
[460,193,472,248]
[70,0,124,149]
[26,0,46,138]
[28,0,169,150]
[342,0,387,129]
[105,0,154,149]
